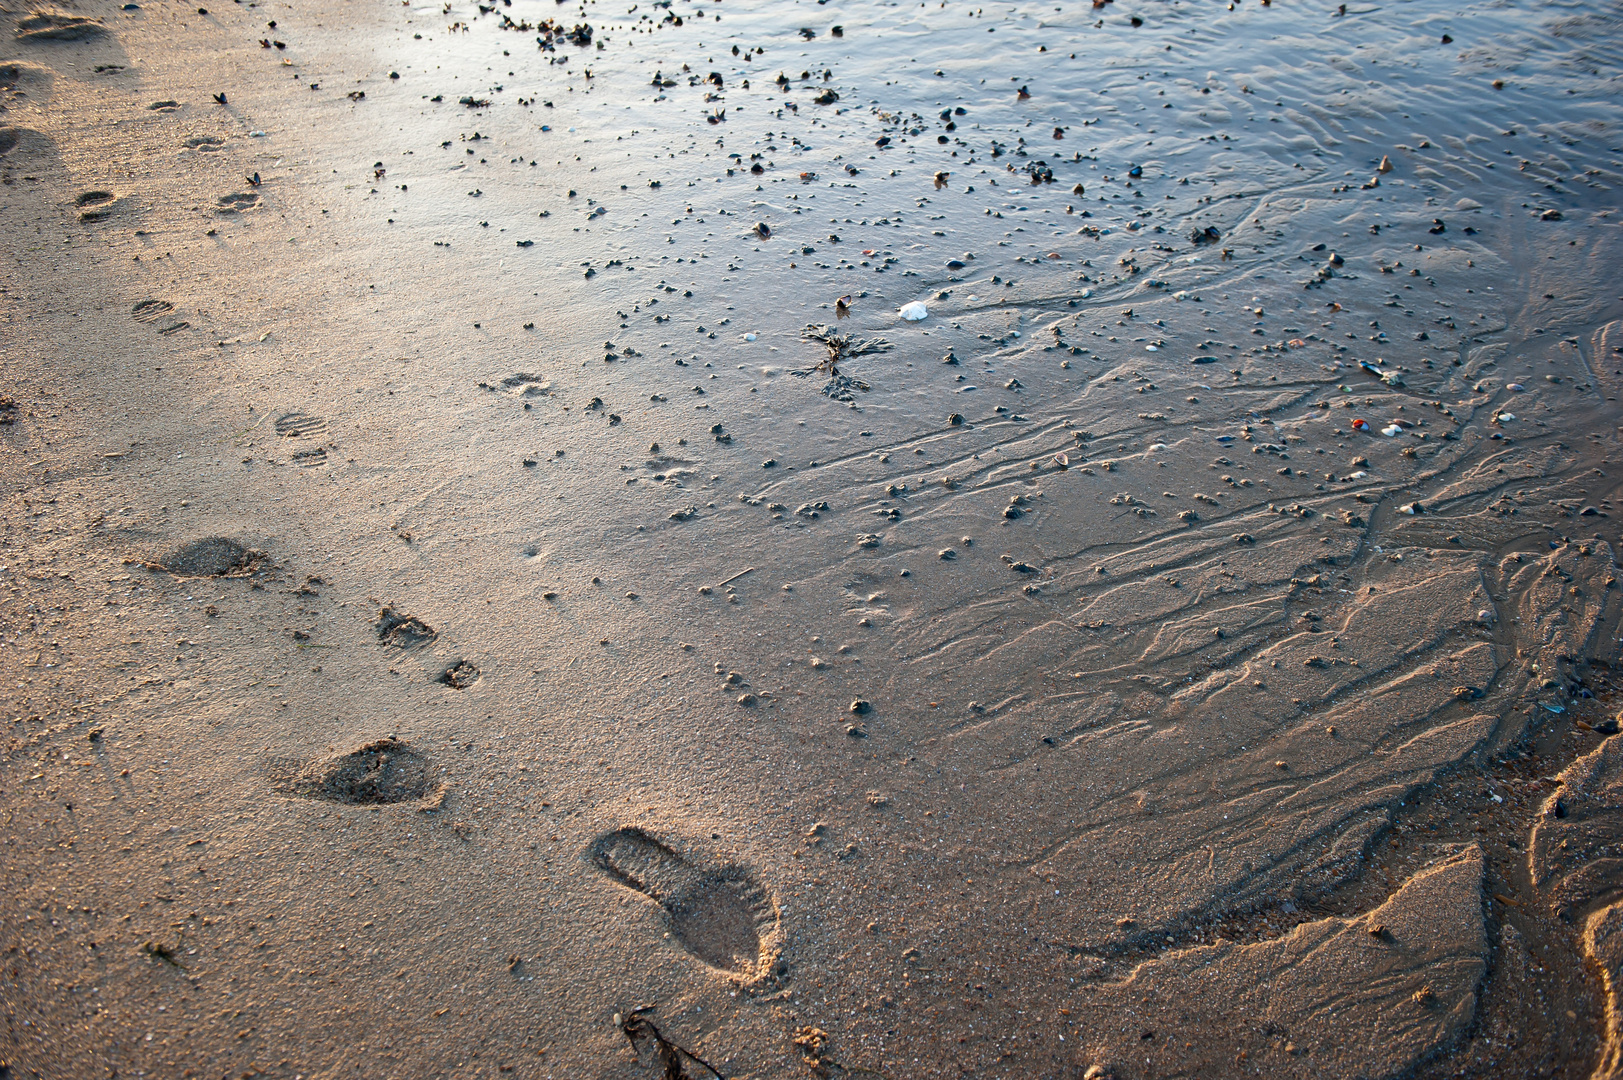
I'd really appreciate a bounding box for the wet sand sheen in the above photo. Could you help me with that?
[0,0,1621,1076]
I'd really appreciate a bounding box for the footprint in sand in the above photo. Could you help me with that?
[0,126,44,159]
[278,737,445,808]
[1,61,53,94]
[376,606,436,647]
[215,191,259,214]
[131,298,189,334]
[75,190,119,221]
[501,373,552,398]
[149,537,266,577]
[15,10,105,42]
[437,659,480,689]
[147,100,181,112]
[131,298,173,322]
[589,827,780,978]
[183,135,225,152]
[274,412,329,465]
[273,411,327,438]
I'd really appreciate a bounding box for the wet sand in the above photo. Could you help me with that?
[2,0,1622,1076]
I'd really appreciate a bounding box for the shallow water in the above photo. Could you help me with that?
[3,0,1623,1074]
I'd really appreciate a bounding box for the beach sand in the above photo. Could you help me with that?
[2,0,1622,1075]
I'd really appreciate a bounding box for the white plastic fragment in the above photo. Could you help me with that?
[899,301,929,321]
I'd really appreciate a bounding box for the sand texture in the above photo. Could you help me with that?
[2,0,1622,1076]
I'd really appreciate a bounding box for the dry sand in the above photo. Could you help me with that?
[1,0,1622,1076]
